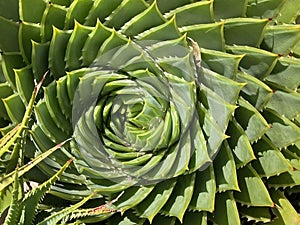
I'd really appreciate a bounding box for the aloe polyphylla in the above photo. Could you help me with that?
[1,0,300,224]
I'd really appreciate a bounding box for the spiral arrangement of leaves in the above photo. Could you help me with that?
[1,0,300,224]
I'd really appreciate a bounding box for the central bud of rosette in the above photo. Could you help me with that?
[71,40,210,190]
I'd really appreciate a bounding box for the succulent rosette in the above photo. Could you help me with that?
[1,0,300,224]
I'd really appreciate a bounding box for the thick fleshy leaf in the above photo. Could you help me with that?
[31,41,50,81]
[247,0,284,19]
[235,97,270,142]
[2,93,25,123]
[268,190,300,225]
[266,57,300,90]
[15,66,35,105]
[162,173,195,222]
[201,48,243,79]
[213,192,240,225]
[165,1,214,27]
[266,90,300,120]
[227,45,279,79]
[104,0,148,30]
[236,71,273,110]
[213,141,239,192]
[136,178,176,223]
[213,0,247,20]
[189,165,216,212]
[0,17,19,52]
[251,136,292,178]
[64,0,94,29]
[234,165,273,206]
[262,25,300,55]
[0,83,13,121]
[121,2,166,37]
[227,119,256,168]
[263,109,300,149]
[224,18,269,47]
[275,0,300,24]
[240,206,272,223]
[0,0,19,21]
[84,0,123,25]
[65,22,93,70]
[40,3,67,42]
[180,23,225,51]
[137,16,181,41]
[49,28,72,79]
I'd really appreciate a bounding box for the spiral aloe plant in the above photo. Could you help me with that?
[1,0,300,224]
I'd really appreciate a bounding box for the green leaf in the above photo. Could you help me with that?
[65,22,93,70]
[113,186,154,212]
[152,0,191,13]
[64,0,94,29]
[20,0,46,23]
[3,170,21,225]
[224,18,269,47]
[82,20,113,66]
[15,66,34,105]
[162,173,195,222]
[266,57,300,90]
[44,83,71,134]
[262,25,300,55]
[201,48,243,79]
[274,0,300,24]
[199,85,236,132]
[19,22,41,64]
[165,1,214,27]
[2,93,25,123]
[40,3,67,42]
[268,189,300,225]
[189,165,216,212]
[0,16,19,52]
[227,119,256,168]
[1,53,25,90]
[235,97,270,142]
[199,67,244,105]
[240,206,272,223]
[235,165,273,206]
[197,104,227,158]
[247,0,284,19]
[0,82,13,121]
[227,45,279,79]
[236,71,273,110]
[214,141,239,192]
[96,30,128,61]
[137,16,181,41]
[49,28,72,79]
[37,193,95,225]
[136,178,176,223]
[267,170,300,188]
[263,109,300,149]
[266,90,300,120]
[35,100,70,143]
[0,139,70,191]
[85,0,123,25]
[55,73,74,124]
[180,22,225,51]
[121,2,166,37]
[213,192,240,225]
[251,136,292,177]
[104,0,148,30]
[31,41,50,82]
[213,0,247,20]
[180,211,207,225]
[22,159,72,225]
[0,0,19,21]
